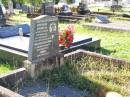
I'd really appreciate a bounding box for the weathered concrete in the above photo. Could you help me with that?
[64,49,130,68]
[0,86,24,97]
[0,68,26,88]
[24,53,64,78]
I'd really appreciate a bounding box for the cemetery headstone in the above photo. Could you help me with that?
[59,3,72,16]
[28,15,59,63]
[96,15,109,23]
[22,5,28,13]
[8,0,14,15]
[78,0,90,15]
[0,2,6,15]
[16,3,21,9]
[0,5,6,26]
[110,0,122,11]
[58,0,72,16]
[41,1,55,16]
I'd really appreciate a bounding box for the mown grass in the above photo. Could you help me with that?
[110,16,130,21]
[89,6,130,14]
[8,13,30,25]
[60,23,130,60]
[0,64,14,75]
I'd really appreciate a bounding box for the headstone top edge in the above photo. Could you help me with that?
[32,15,58,20]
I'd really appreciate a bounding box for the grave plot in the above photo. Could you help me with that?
[0,14,99,97]
[57,15,89,22]
[83,20,130,32]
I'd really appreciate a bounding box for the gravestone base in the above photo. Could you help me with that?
[24,53,64,78]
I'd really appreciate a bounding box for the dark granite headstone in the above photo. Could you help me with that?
[77,2,90,15]
[16,3,21,9]
[41,2,55,15]
[28,15,59,63]
[96,15,109,23]
[22,5,28,13]
[0,5,6,26]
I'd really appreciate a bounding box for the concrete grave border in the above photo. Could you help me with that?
[0,49,130,97]
[0,68,26,88]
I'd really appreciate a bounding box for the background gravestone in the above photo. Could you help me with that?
[41,1,55,15]
[8,0,14,15]
[16,3,21,9]
[96,15,109,23]
[78,0,90,15]
[22,5,28,13]
[0,5,6,26]
[28,15,59,63]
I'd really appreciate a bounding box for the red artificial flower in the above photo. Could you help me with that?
[65,43,71,48]
[68,35,73,43]
[59,35,64,44]
[59,24,75,48]
[65,30,71,36]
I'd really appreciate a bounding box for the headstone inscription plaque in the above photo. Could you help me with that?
[28,15,59,63]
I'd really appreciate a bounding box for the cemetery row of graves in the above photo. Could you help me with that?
[0,0,130,97]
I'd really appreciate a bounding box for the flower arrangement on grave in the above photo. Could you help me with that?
[59,24,75,48]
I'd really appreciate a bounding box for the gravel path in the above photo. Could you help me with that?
[18,81,86,97]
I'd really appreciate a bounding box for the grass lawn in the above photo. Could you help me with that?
[60,23,130,60]
[110,16,130,21]
[89,6,130,14]
[0,64,13,75]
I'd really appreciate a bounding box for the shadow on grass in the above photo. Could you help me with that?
[96,47,116,55]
